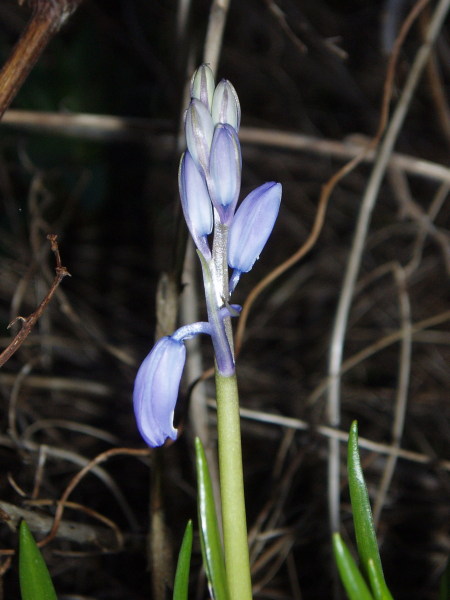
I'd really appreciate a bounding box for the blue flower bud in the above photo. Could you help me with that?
[228,182,282,288]
[179,151,213,259]
[185,99,214,174]
[133,336,186,447]
[212,80,241,131]
[208,123,242,224]
[190,64,215,112]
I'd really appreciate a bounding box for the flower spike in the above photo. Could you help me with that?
[134,66,282,453]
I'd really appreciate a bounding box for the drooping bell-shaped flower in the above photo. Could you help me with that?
[133,310,242,446]
[179,150,213,259]
[133,336,186,447]
[185,99,214,175]
[228,182,282,292]
[190,64,215,112]
[208,123,242,225]
[212,79,241,131]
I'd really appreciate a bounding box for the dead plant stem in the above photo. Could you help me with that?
[326,0,450,537]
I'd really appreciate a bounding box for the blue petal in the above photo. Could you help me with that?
[133,337,186,447]
[208,124,242,224]
[228,182,282,274]
[179,151,213,259]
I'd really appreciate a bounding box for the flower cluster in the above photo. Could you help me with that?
[134,65,282,447]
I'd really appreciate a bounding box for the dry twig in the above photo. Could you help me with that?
[0,234,70,368]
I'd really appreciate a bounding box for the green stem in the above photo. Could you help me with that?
[216,370,252,600]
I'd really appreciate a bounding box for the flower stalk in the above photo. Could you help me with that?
[216,371,252,600]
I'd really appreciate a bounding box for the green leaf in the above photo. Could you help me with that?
[173,520,193,600]
[332,533,374,600]
[347,421,392,597]
[195,437,229,600]
[19,520,57,600]
[367,558,394,600]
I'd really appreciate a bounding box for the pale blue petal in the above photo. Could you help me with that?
[228,182,282,273]
[133,337,186,447]
[208,124,242,224]
[212,80,241,130]
[190,64,215,112]
[179,151,213,259]
[185,99,214,174]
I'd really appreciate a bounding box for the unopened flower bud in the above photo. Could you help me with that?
[208,123,242,224]
[212,79,241,131]
[190,64,215,112]
[179,151,213,259]
[185,99,214,174]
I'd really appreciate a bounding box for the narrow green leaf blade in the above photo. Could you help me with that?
[333,533,374,600]
[173,520,193,600]
[367,558,394,600]
[195,437,229,600]
[347,421,388,590]
[19,520,57,600]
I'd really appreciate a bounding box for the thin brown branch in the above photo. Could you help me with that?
[0,234,70,368]
[0,0,84,119]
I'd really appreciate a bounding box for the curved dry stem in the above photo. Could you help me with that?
[306,308,450,407]
[373,265,412,525]
[326,0,450,535]
[225,404,450,472]
[37,446,151,548]
[234,0,425,356]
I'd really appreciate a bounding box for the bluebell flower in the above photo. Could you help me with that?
[190,64,215,112]
[133,310,241,446]
[185,99,214,175]
[212,79,241,130]
[134,65,282,447]
[208,123,242,225]
[133,336,186,447]
[179,150,213,259]
[228,182,282,292]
